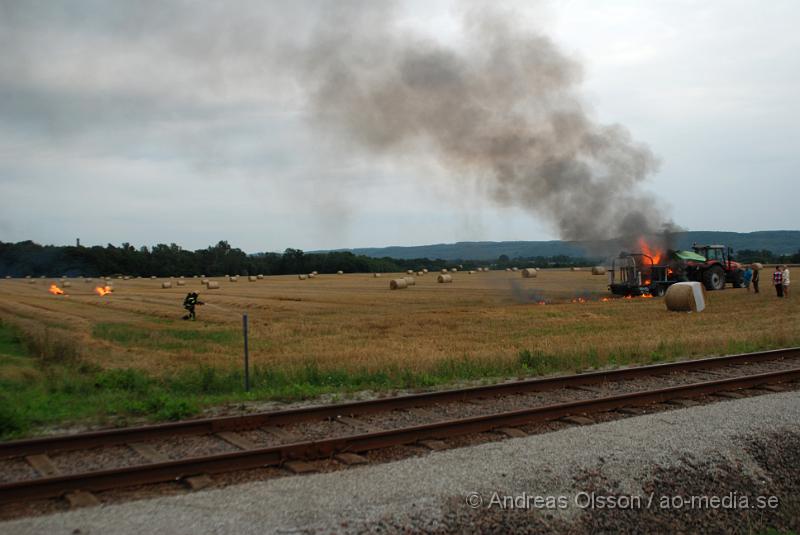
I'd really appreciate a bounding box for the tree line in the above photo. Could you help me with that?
[734,249,800,265]
[0,240,597,278]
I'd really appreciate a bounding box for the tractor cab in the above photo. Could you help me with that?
[682,243,743,290]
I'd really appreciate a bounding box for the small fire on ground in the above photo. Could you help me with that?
[48,284,64,295]
[95,286,113,296]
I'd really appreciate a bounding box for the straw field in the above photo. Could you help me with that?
[1,270,798,379]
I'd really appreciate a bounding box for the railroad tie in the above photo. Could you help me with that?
[128,442,213,491]
[334,416,381,434]
[24,454,100,508]
[216,431,258,451]
[559,415,595,426]
[495,427,527,439]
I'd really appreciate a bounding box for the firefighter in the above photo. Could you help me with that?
[182,292,204,320]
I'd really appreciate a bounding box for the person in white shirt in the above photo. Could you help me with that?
[782,265,790,298]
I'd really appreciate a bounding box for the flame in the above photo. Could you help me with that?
[49,284,64,295]
[95,285,113,296]
[641,293,654,298]
[601,297,610,302]
[637,237,663,265]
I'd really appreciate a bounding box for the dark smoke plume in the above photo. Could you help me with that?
[295,3,668,242]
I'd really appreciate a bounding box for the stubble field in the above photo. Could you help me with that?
[1,269,798,436]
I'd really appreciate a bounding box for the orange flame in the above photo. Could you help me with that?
[95,285,113,296]
[638,237,663,265]
[49,284,64,295]
[641,293,654,298]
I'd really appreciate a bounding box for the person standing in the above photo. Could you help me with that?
[773,266,784,298]
[752,265,760,294]
[782,265,790,298]
[743,265,753,291]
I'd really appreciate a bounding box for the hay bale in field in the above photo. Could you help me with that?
[150,275,157,279]
[373,273,381,278]
[62,281,72,288]
[28,279,36,284]
[404,276,416,286]
[311,271,318,276]
[308,273,316,278]
[161,281,172,289]
[505,268,511,272]
[468,270,475,274]
[450,268,458,273]
[257,274,264,279]
[521,268,537,278]
[511,267,518,272]
[206,281,220,289]
[416,271,424,276]
[441,269,448,274]
[390,278,408,290]
[84,278,92,283]
[570,267,582,271]
[4,275,10,279]
[201,278,209,284]
[751,262,764,271]
[176,280,186,286]
[406,270,414,275]
[298,274,308,280]
[123,276,131,280]
[423,269,429,273]
[437,274,453,283]
[337,270,344,275]
[229,276,238,282]
[591,266,607,275]
[248,275,257,281]
[665,282,706,312]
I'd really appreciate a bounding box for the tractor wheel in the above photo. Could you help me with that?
[703,266,726,291]
[731,269,744,288]
[653,285,666,297]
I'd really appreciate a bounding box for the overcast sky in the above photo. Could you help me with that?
[1,0,798,252]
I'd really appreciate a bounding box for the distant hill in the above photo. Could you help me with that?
[320,231,800,261]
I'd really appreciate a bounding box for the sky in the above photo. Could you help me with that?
[0,0,798,253]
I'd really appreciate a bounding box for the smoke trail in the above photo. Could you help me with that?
[295,3,667,242]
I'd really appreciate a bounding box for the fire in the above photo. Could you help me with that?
[641,293,654,298]
[637,237,663,265]
[48,284,64,295]
[95,285,113,296]
[601,297,610,302]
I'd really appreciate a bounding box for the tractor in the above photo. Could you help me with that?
[679,243,744,291]
[608,243,744,297]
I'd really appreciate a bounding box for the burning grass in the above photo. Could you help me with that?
[0,270,799,437]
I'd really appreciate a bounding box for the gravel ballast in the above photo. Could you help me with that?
[3,391,799,534]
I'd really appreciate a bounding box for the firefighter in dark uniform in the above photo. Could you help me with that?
[182,292,204,320]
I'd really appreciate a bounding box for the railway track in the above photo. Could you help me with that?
[1,347,799,508]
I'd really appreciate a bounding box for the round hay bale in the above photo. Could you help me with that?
[311,271,318,276]
[665,282,706,312]
[257,274,264,280]
[4,275,10,279]
[206,281,220,289]
[151,275,157,279]
[337,270,344,275]
[248,275,257,281]
[752,262,763,271]
[437,274,453,283]
[229,276,238,282]
[505,268,511,272]
[161,281,172,289]
[511,267,518,271]
[521,268,537,278]
[591,266,607,275]
[298,274,308,280]
[201,278,209,284]
[450,268,458,273]
[406,270,414,275]
[468,270,475,274]
[308,273,316,278]
[390,278,408,290]
[416,271,424,276]
[404,276,416,286]
[570,267,582,272]
[176,280,186,286]
[62,281,72,288]
[423,269,429,273]
[374,273,382,278]
[441,269,448,274]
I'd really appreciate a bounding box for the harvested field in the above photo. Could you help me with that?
[1,270,798,378]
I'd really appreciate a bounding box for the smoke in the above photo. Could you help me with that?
[293,3,668,243]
